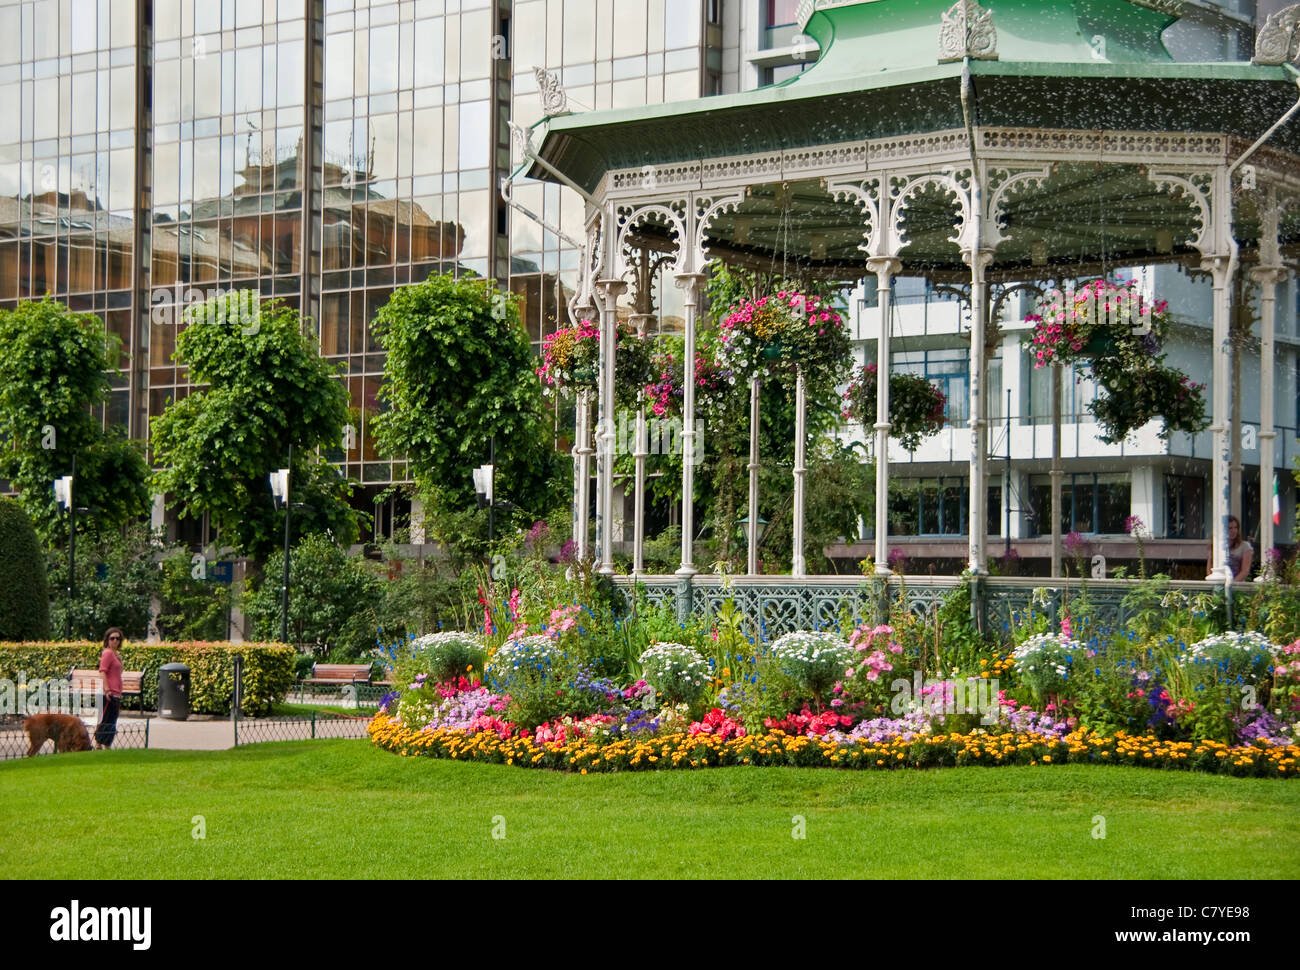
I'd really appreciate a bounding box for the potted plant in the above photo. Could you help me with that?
[841,363,947,452]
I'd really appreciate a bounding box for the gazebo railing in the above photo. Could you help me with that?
[614,575,1243,642]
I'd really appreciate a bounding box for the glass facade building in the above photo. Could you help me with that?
[0,0,747,539]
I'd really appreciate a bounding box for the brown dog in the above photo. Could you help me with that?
[24,713,93,756]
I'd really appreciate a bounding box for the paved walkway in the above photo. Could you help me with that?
[120,713,238,750]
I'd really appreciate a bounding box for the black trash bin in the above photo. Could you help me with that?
[158,663,191,720]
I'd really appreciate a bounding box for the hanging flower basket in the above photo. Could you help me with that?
[641,332,733,423]
[615,328,656,412]
[1088,362,1208,444]
[841,363,947,452]
[1027,279,1165,369]
[537,321,600,399]
[714,289,851,390]
[1026,278,1209,444]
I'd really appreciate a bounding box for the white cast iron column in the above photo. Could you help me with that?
[1206,247,1235,583]
[1253,189,1285,577]
[966,249,994,574]
[792,364,808,577]
[747,374,761,576]
[593,278,627,576]
[675,272,707,577]
[866,256,901,575]
[629,312,654,576]
[575,387,593,562]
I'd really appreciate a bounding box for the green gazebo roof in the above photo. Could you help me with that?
[529,0,1300,195]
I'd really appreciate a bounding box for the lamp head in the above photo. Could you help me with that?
[53,475,73,511]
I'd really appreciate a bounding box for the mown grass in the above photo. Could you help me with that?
[2,742,1296,879]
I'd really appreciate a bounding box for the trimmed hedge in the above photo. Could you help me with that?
[0,641,294,715]
[0,498,50,641]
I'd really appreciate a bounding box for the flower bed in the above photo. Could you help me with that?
[371,575,1300,779]
[369,713,1298,777]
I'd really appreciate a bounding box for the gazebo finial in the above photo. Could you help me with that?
[1254,4,1300,66]
[938,0,998,64]
[534,68,569,116]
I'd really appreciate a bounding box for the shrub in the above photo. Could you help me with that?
[1013,633,1086,700]
[638,641,709,706]
[403,631,486,685]
[155,547,234,641]
[1181,631,1279,685]
[244,533,383,657]
[45,522,162,640]
[0,641,293,715]
[766,631,853,702]
[0,497,49,640]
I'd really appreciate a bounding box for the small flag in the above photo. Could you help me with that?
[1273,474,1282,527]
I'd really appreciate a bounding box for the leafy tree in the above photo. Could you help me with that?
[371,275,563,552]
[0,298,150,542]
[244,533,383,657]
[0,497,50,640]
[46,522,162,640]
[151,296,361,562]
[155,548,234,642]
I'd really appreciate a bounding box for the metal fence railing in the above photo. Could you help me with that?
[0,718,151,762]
[0,711,373,760]
[233,713,372,746]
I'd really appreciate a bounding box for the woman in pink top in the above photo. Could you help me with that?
[94,628,124,749]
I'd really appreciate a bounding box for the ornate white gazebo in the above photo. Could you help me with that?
[511,0,1300,626]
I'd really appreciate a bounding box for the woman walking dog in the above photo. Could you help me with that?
[95,628,125,749]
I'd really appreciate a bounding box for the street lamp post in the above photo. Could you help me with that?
[268,444,293,644]
[472,435,497,546]
[54,457,75,641]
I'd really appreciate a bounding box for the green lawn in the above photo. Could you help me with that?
[2,742,1297,879]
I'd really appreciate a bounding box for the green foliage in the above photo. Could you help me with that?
[244,533,384,658]
[395,632,486,686]
[485,634,586,727]
[374,548,482,641]
[150,296,360,562]
[371,275,563,554]
[46,523,163,640]
[155,548,233,642]
[0,641,292,715]
[0,497,50,640]
[934,577,993,675]
[0,298,150,541]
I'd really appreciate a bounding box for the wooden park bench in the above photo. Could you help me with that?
[68,669,145,711]
[296,663,387,703]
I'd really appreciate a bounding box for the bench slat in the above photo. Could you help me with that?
[69,669,143,694]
